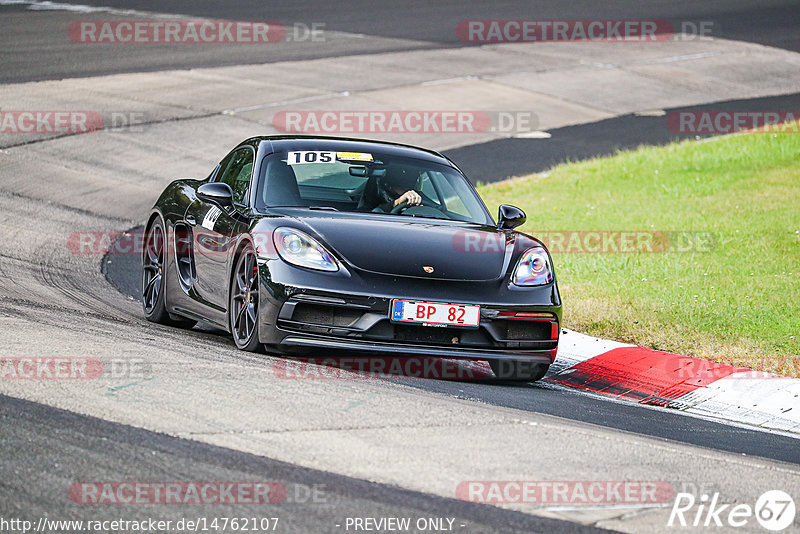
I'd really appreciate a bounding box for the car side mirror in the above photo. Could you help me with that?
[497,204,526,230]
[197,182,234,208]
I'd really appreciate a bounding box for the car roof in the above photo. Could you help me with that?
[244,135,456,167]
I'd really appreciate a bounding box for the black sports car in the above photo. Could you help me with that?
[142,136,561,381]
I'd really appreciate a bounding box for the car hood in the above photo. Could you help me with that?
[287,213,514,281]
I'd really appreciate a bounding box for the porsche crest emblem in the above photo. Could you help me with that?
[423,266,434,273]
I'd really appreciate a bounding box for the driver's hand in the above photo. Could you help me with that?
[394,190,421,207]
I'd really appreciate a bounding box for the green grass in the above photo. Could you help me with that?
[477,129,800,376]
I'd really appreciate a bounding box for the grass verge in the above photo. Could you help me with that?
[477,128,800,377]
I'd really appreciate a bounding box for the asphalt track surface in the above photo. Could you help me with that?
[103,236,800,466]
[4,0,800,182]
[3,1,800,533]
[2,0,799,83]
[0,394,605,534]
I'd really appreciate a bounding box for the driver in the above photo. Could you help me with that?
[360,162,422,213]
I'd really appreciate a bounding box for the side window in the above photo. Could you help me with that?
[216,147,254,205]
[211,152,233,181]
[431,172,471,218]
[419,173,440,204]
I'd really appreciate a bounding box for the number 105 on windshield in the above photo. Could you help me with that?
[391,300,480,327]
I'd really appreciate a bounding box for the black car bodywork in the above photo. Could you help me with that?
[143,136,562,381]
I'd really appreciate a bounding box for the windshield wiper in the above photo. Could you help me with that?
[308,206,339,211]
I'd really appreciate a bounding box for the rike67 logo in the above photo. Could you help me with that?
[668,490,796,531]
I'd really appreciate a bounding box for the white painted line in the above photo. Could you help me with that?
[0,0,191,18]
[222,91,351,115]
[631,51,719,65]
[421,76,479,86]
[591,51,718,70]
[545,503,671,512]
[513,131,552,139]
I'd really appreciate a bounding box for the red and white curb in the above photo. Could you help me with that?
[545,330,800,434]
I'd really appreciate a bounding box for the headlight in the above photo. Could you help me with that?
[273,227,339,272]
[512,247,553,286]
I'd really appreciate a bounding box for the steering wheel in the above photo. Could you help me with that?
[390,196,439,215]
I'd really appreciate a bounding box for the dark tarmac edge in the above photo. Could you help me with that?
[392,378,800,465]
[444,92,800,184]
[0,394,613,534]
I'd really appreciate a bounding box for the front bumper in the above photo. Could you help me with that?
[279,335,556,363]
[257,258,561,363]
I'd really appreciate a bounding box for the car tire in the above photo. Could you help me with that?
[229,244,263,352]
[142,218,196,328]
[489,360,549,382]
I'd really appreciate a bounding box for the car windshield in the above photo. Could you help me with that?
[255,149,493,225]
